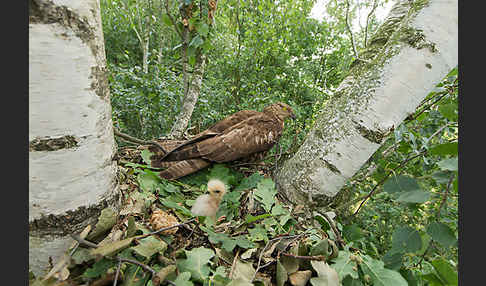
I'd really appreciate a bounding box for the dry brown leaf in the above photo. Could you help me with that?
[149,209,179,235]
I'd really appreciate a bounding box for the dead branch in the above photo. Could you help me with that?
[113,128,167,153]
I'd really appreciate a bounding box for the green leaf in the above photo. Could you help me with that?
[189,35,204,48]
[431,259,458,286]
[161,198,193,216]
[390,227,422,254]
[82,258,116,278]
[173,272,194,286]
[438,103,458,121]
[132,236,167,258]
[342,224,363,242]
[140,149,153,165]
[226,278,254,286]
[396,190,431,203]
[426,222,457,248]
[201,226,255,251]
[330,250,358,281]
[360,255,408,286]
[196,23,209,37]
[431,171,453,184]
[382,251,403,270]
[310,261,340,286]
[254,178,277,212]
[437,157,458,171]
[235,173,264,191]
[383,175,420,194]
[138,171,161,192]
[161,13,172,26]
[246,213,271,223]
[177,247,215,282]
[342,276,364,286]
[429,142,458,156]
[247,224,268,242]
[72,248,93,265]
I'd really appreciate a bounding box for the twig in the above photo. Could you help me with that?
[344,0,369,64]
[436,175,455,219]
[139,218,196,238]
[251,233,306,282]
[352,150,427,216]
[229,249,240,279]
[320,212,345,249]
[280,252,326,261]
[364,0,378,47]
[113,259,122,286]
[118,257,157,276]
[113,128,167,154]
[163,0,183,39]
[69,234,98,249]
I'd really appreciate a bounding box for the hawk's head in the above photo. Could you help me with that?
[264,102,296,121]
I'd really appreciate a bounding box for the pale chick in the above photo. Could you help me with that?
[191,179,227,221]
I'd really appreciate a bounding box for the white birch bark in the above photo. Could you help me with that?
[29,0,119,276]
[275,0,457,209]
[170,54,207,139]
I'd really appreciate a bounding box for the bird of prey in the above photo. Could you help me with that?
[150,102,296,180]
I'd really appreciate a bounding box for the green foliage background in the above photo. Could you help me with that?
[99,0,458,285]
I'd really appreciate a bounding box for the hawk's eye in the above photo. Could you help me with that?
[214,190,221,194]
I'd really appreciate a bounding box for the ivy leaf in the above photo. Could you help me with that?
[396,190,431,203]
[231,260,255,282]
[132,236,167,258]
[360,255,408,286]
[173,272,193,286]
[437,157,458,171]
[330,250,358,281]
[254,178,277,212]
[235,173,264,191]
[426,222,457,248]
[383,175,420,194]
[310,261,340,286]
[342,224,364,242]
[390,227,422,254]
[177,247,215,282]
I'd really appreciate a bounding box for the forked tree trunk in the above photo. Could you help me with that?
[275,0,458,209]
[29,0,119,276]
[170,54,207,139]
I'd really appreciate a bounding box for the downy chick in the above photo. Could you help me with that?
[191,179,226,221]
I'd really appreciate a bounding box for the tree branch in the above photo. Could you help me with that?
[113,128,167,154]
[364,0,378,47]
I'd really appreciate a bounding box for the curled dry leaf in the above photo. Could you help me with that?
[150,209,179,235]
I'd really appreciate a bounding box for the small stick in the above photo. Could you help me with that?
[280,252,326,261]
[320,212,345,249]
[69,234,98,249]
[229,250,240,279]
[113,258,122,286]
[113,128,167,154]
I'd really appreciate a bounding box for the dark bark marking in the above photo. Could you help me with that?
[29,136,79,152]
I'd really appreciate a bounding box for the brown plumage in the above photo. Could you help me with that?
[151,102,296,180]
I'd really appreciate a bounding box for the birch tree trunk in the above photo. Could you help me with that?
[275,0,457,209]
[29,0,119,276]
[170,54,207,138]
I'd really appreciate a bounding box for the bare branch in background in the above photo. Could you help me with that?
[364,0,378,47]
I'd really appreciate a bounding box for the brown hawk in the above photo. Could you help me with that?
[150,102,296,180]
